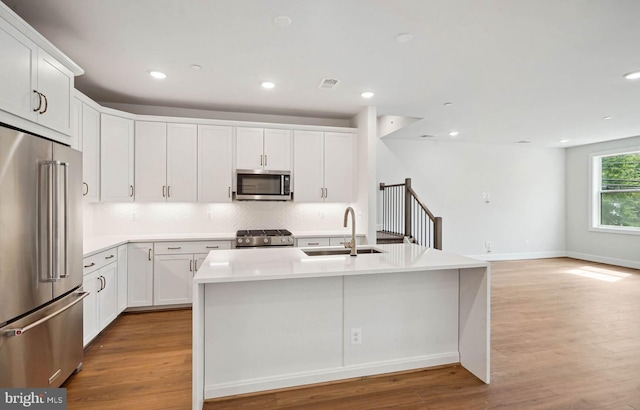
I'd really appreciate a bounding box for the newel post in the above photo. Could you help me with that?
[434,217,443,250]
[404,178,411,238]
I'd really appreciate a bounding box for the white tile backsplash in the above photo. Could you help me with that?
[86,202,356,236]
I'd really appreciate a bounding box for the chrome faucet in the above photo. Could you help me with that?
[343,206,357,256]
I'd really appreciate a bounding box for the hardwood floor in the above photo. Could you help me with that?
[63,258,640,409]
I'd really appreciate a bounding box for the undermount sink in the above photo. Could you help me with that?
[302,248,384,257]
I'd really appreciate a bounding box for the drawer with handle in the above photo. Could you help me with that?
[83,247,118,275]
[296,237,330,247]
[154,241,232,255]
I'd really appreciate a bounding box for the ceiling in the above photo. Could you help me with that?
[5,0,640,147]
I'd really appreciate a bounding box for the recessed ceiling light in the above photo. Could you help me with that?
[448,131,459,137]
[191,64,201,70]
[559,139,570,143]
[395,33,413,43]
[603,116,612,120]
[273,16,292,27]
[517,140,532,144]
[419,134,435,138]
[361,91,374,98]
[261,81,275,89]
[149,71,166,79]
[444,102,453,107]
[623,71,640,80]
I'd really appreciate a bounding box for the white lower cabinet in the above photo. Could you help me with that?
[154,254,194,305]
[82,247,119,347]
[117,244,128,313]
[153,241,231,306]
[97,263,118,330]
[296,236,365,247]
[127,243,154,307]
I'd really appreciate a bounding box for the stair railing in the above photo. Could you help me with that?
[379,178,442,250]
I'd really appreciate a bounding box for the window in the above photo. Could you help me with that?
[592,150,640,232]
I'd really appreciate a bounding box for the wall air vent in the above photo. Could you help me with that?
[319,78,339,90]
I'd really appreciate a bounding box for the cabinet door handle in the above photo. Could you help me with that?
[105,255,115,259]
[324,188,328,198]
[167,186,171,198]
[228,186,231,198]
[308,242,320,246]
[84,262,95,268]
[190,260,193,272]
[264,155,267,166]
[195,260,199,271]
[260,155,263,166]
[33,90,42,112]
[83,182,89,196]
[163,186,166,197]
[148,248,152,261]
[206,246,219,249]
[167,246,182,250]
[130,185,134,197]
[320,188,324,198]
[40,93,48,114]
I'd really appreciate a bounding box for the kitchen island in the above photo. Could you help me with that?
[192,243,490,409]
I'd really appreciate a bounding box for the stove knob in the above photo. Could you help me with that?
[244,239,250,244]
[288,237,293,243]
[237,238,243,244]
[263,238,269,244]
[281,238,286,243]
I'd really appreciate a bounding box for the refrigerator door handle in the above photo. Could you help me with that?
[42,161,59,282]
[4,291,89,337]
[60,162,70,278]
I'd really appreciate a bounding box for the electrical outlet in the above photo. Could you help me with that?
[482,192,490,203]
[131,212,137,221]
[484,241,492,253]
[207,211,213,220]
[318,211,325,219]
[351,327,362,344]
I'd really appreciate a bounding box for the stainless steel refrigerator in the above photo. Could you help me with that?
[0,123,86,388]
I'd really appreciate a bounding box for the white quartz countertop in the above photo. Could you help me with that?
[82,231,366,257]
[194,243,488,284]
[83,233,236,256]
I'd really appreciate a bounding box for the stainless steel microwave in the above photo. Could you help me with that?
[235,170,292,201]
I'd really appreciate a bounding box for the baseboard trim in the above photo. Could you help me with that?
[204,352,459,399]
[466,251,566,261]
[565,252,640,269]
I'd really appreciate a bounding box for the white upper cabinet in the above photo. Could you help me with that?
[264,129,292,171]
[236,127,264,169]
[82,104,100,202]
[293,130,325,202]
[236,127,292,171]
[323,132,355,203]
[0,17,74,136]
[293,131,355,203]
[101,114,134,202]
[166,123,198,202]
[198,125,233,202]
[35,50,73,135]
[135,121,197,202]
[0,18,38,124]
[135,121,167,202]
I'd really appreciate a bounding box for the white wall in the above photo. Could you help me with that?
[377,138,566,259]
[353,106,378,244]
[84,201,358,237]
[566,136,640,268]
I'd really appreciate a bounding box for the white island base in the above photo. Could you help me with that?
[192,244,490,409]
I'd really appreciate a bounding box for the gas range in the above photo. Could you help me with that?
[235,229,295,248]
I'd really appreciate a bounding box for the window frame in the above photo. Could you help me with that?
[589,148,640,235]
